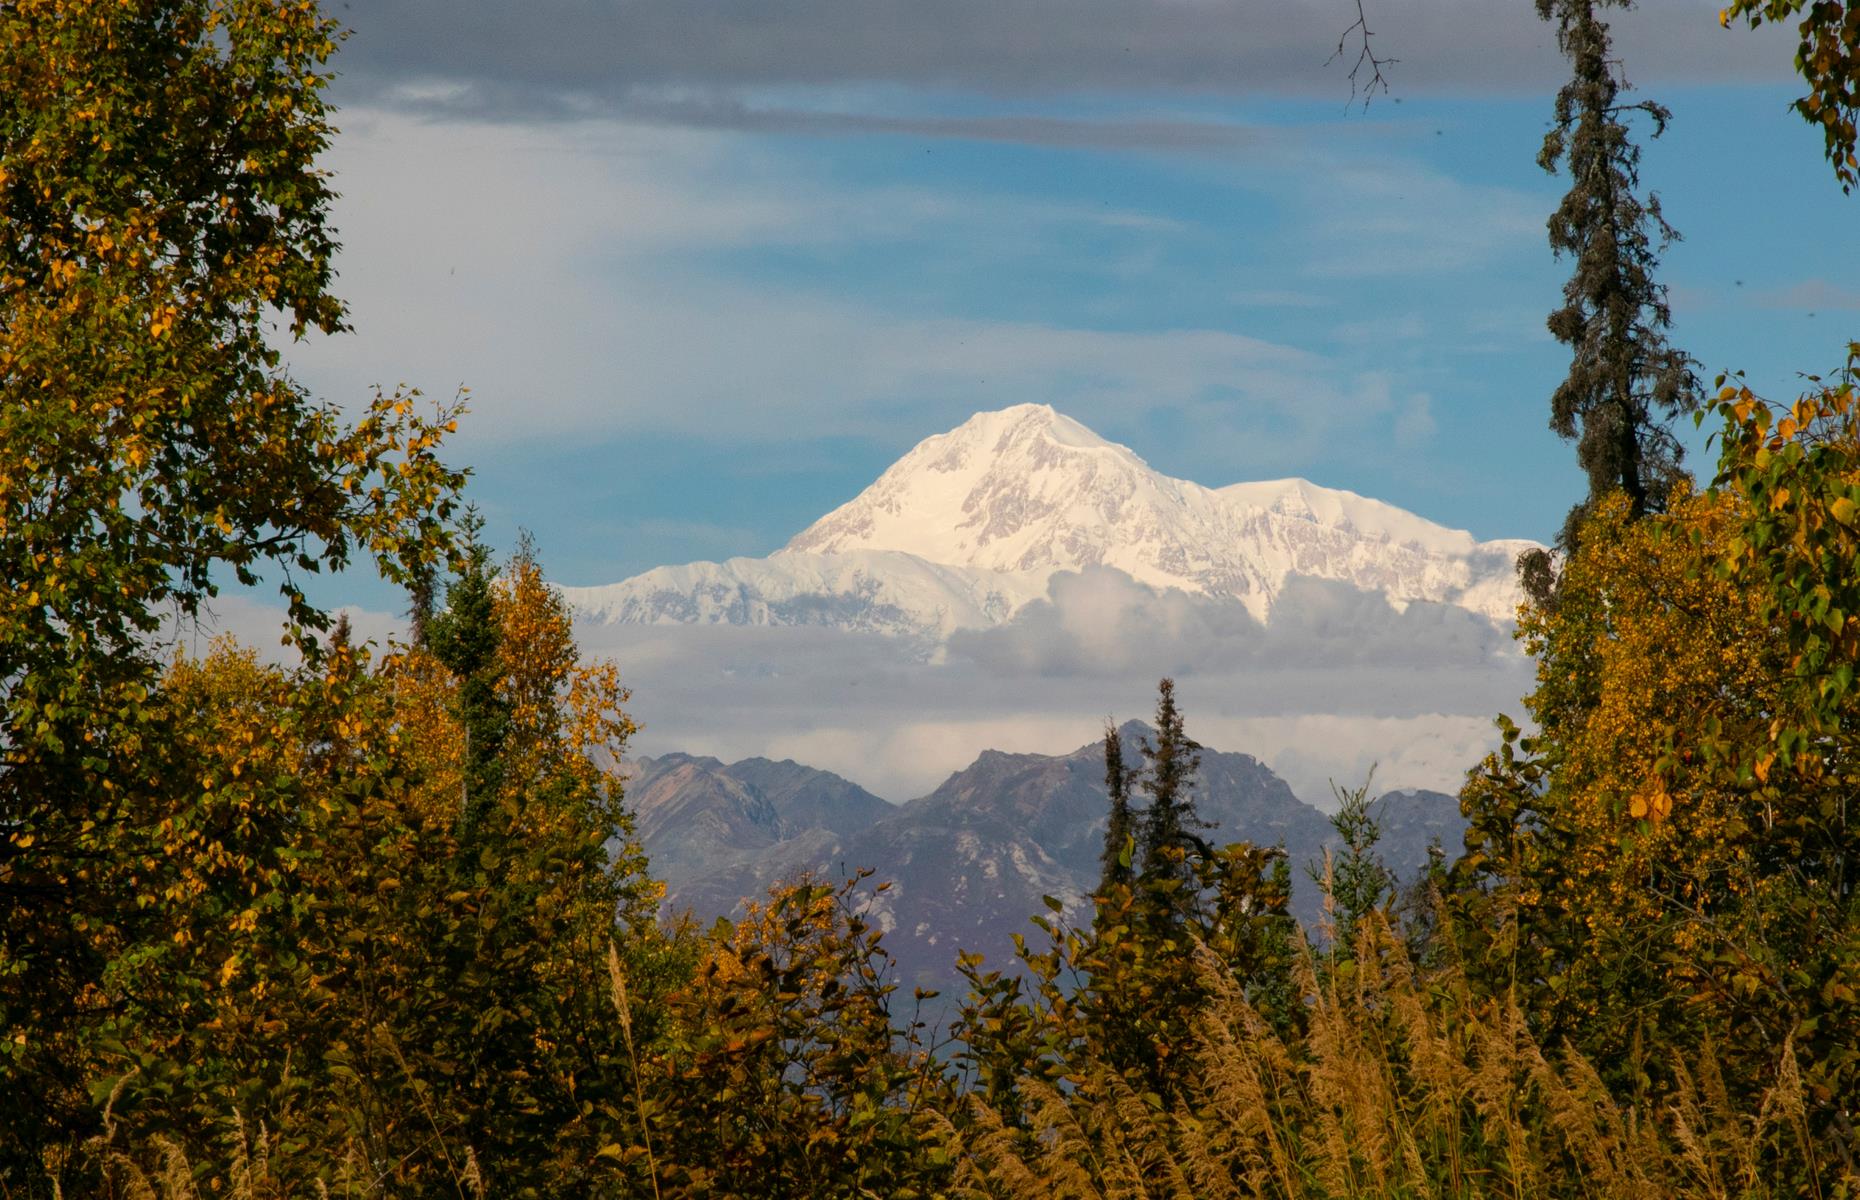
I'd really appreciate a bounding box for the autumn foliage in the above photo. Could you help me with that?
[6,0,1860,1196]
[1454,364,1860,1190]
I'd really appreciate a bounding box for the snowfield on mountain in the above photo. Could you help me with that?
[560,404,1538,643]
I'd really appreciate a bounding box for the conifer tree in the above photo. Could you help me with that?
[1098,721,1136,892]
[975,682,1292,1105]
[1137,678,1207,909]
[1312,773,1394,957]
[1528,0,1699,587]
[426,514,510,837]
[357,533,661,1192]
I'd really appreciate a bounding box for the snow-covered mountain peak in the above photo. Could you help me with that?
[1215,477,1481,555]
[973,403,1126,453]
[567,405,1538,639]
[783,404,1198,582]
[778,405,1527,621]
[801,403,1149,529]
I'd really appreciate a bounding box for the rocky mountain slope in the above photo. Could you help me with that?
[631,724,1465,995]
[625,752,891,894]
[562,404,1536,645]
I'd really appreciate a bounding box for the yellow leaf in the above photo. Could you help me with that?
[1633,774,1675,821]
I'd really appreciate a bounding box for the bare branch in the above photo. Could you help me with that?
[1329,0,1396,109]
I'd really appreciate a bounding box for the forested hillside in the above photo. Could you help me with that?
[3,1,1858,1196]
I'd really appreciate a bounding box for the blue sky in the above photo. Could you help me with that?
[198,0,1860,800]
[272,1,1856,605]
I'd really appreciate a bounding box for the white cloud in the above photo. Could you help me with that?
[1300,155,1547,279]
[277,108,1505,473]
[1209,713,1502,812]
[193,564,1531,809]
[571,566,1532,804]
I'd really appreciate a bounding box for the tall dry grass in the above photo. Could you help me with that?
[948,914,1836,1200]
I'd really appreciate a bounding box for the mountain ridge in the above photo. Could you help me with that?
[562,404,1537,642]
[635,723,1466,995]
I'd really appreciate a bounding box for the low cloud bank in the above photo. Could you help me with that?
[180,568,1532,809]
[578,568,1533,807]
[947,567,1515,676]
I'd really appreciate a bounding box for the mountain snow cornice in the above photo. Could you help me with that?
[562,404,1539,640]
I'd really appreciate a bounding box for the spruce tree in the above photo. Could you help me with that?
[426,515,511,837]
[1530,0,1699,588]
[1070,683,1295,1097]
[1312,773,1394,957]
[1137,679,1208,912]
[1099,721,1136,892]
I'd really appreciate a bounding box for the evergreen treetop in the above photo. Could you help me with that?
[1137,678,1209,901]
[1532,0,1699,568]
[1098,720,1136,892]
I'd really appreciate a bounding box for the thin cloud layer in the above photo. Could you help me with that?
[156,595,407,665]
[281,110,1536,468]
[1758,278,1860,311]
[333,1,1792,124]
